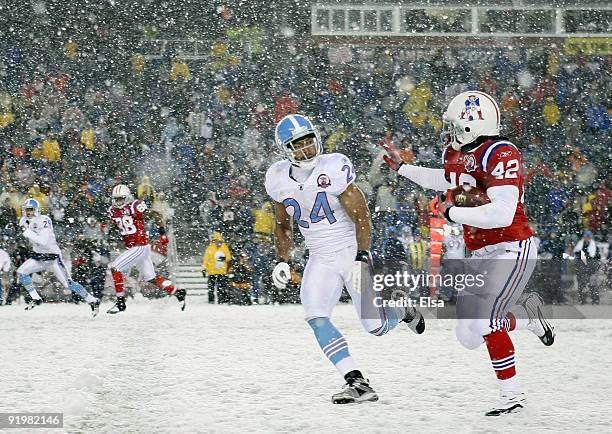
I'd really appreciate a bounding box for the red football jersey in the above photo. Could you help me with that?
[442,139,534,251]
[108,200,149,248]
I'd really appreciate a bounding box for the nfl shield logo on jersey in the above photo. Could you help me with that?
[317,174,331,188]
[463,154,476,172]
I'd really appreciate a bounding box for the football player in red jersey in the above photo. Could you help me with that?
[380,91,554,416]
[106,184,186,313]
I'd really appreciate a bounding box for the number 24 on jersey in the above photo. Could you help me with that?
[283,192,336,228]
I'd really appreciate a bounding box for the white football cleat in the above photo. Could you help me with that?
[331,378,379,404]
[403,306,425,334]
[522,293,555,346]
[485,391,526,416]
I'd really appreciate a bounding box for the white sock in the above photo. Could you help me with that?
[498,376,521,393]
[335,356,359,377]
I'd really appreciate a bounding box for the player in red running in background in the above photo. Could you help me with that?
[106,184,186,313]
[380,91,554,416]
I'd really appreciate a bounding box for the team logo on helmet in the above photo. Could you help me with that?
[463,154,476,173]
[460,95,484,121]
[317,174,331,189]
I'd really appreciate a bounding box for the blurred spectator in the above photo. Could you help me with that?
[584,182,611,233]
[72,233,96,300]
[572,230,600,305]
[137,175,156,207]
[83,217,103,242]
[408,231,429,274]
[0,197,17,235]
[40,133,61,162]
[542,96,560,126]
[403,81,433,128]
[48,185,68,223]
[381,226,407,262]
[252,201,274,241]
[151,192,174,224]
[585,100,611,130]
[198,191,221,235]
[229,252,253,305]
[202,232,232,304]
[274,91,298,122]
[81,122,96,150]
[245,234,274,303]
[67,181,95,223]
[169,55,191,82]
[90,244,110,300]
[0,188,23,218]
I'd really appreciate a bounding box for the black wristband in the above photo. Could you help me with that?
[396,161,405,172]
[355,250,370,263]
[158,226,166,236]
[444,206,455,223]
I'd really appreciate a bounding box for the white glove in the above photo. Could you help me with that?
[272,262,291,289]
[19,217,30,229]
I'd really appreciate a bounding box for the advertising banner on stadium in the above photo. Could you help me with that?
[564,37,612,56]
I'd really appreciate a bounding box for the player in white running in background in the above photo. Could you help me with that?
[265,114,425,404]
[0,246,11,305]
[380,91,554,416]
[16,198,100,316]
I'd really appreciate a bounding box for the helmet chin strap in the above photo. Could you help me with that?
[293,156,318,169]
[451,140,463,151]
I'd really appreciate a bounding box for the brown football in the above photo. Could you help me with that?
[452,184,490,207]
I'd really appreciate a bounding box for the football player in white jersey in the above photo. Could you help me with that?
[0,245,11,305]
[265,114,425,404]
[16,199,100,316]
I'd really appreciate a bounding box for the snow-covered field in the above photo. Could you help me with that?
[1,296,610,433]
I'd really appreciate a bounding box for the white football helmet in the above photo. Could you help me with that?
[441,91,500,150]
[22,198,41,218]
[275,114,323,168]
[111,184,132,208]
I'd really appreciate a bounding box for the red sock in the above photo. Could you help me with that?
[484,329,516,380]
[504,312,517,332]
[112,271,125,297]
[154,275,176,295]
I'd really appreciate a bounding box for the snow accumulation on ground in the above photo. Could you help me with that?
[1,296,611,434]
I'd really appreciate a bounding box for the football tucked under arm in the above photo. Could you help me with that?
[448,185,519,229]
[398,165,452,192]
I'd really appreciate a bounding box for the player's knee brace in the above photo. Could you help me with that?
[455,321,484,350]
[18,273,33,287]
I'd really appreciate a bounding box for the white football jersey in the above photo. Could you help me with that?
[20,215,62,255]
[0,248,11,272]
[443,233,465,260]
[265,153,357,254]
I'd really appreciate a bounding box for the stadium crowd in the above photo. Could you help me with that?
[0,6,610,306]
